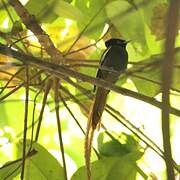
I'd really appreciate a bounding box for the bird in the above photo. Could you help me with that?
[85,38,129,180]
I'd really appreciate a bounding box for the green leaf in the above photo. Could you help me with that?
[106,0,149,59]
[0,9,18,32]
[50,0,83,21]
[71,152,145,180]
[25,0,49,17]
[0,10,7,28]
[0,88,36,132]
[130,62,161,97]
[25,0,58,23]
[141,0,164,27]
[11,21,23,34]
[143,2,168,41]
[129,49,180,97]
[16,140,64,180]
[0,161,21,180]
[75,0,107,39]
[25,0,83,23]
[97,132,139,157]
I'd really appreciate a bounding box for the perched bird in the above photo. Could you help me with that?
[85,38,129,180]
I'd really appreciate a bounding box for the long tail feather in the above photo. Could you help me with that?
[85,128,94,180]
[85,87,109,180]
[91,87,109,129]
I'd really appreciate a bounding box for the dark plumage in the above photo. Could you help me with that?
[85,38,129,180]
[92,38,128,129]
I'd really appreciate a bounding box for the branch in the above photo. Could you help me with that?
[8,0,64,63]
[161,0,180,179]
[0,43,180,118]
[54,79,68,180]
[21,66,29,180]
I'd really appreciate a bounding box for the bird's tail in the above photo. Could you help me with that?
[85,127,94,180]
[91,87,109,129]
[85,87,109,180]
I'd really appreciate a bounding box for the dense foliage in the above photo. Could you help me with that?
[0,0,179,179]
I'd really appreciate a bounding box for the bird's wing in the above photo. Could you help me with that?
[93,47,111,92]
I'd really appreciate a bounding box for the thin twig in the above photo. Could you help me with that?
[2,0,28,52]
[21,65,29,180]
[59,85,99,158]
[60,85,89,113]
[9,0,63,63]
[59,0,150,54]
[130,74,180,94]
[0,67,24,95]
[66,25,112,56]
[54,79,68,180]
[0,70,43,102]
[29,88,43,151]
[65,2,107,55]
[59,92,85,135]
[35,79,52,141]
[60,75,179,171]
[106,106,179,172]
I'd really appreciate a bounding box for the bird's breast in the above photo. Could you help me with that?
[103,46,128,71]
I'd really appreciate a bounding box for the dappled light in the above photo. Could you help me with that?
[0,0,179,180]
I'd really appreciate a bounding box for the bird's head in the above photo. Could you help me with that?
[105,38,130,48]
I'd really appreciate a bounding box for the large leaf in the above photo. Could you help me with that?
[129,49,180,97]
[106,0,149,59]
[0,88,38,132]
[16,140,64,180]
[71,152,146,180]
[25,0,83,23]
[98,132,139,157]
[0,160,21,180]
[129,58,161,97]
[143,1,169,41]
[49,0,83,21]
[75,0,107,39]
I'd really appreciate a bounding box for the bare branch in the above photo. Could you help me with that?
[161,0,180,179]
[8,0,64,63]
